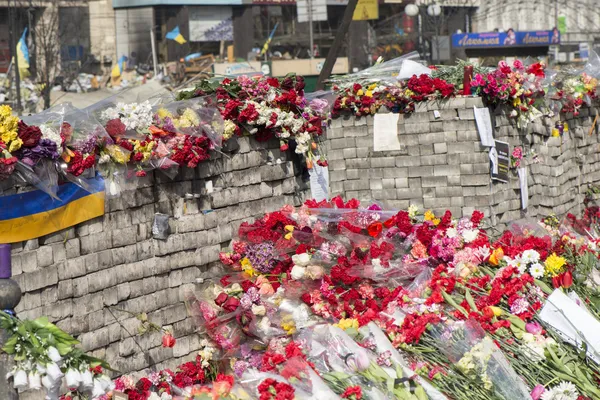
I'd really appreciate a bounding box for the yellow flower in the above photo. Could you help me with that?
[223,120,237,140]
[424,210,436,222]
[368,83,377,91]
[156,108,173,120]
[334,318,359,331]
[281,317,296,335]
[240,257,257,277]
[513,97,521,107]
[489,306,503,317]
[488,247,504,266]
[177,108,200,128]
[133,140,156,163]
[284,225,294,240]
[356,89,364,96]
[365,90,373,97]
[544,253,566,277]
[8,138,22,153]
[563,122,569,132]
[106,144,131,164]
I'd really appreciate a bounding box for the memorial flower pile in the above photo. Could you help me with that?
[138,196,600,400]
[471,60,547,127]
[331,74,456,117]
[177,74,327,167]
[547,71,598,115]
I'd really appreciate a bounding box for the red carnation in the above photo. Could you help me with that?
[136,377,152,391]
[106,118,126,137]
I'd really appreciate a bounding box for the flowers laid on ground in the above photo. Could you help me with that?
[0,311,113,400]
[155,197,600,400]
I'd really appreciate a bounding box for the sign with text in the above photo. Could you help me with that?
[491,140,509,183]
[353,0,379,20]
[297,0,328,22]
[452,30,559,48]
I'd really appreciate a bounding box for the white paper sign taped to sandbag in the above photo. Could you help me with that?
[374,113,401,151]
[309,164,329,202]
[474,106,495,147]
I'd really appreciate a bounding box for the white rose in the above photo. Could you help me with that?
[292,253,311,266]
[252,304,266,316]
[13,369,28,391]
[28,371,42,391]
[47,347,62,363]
[65,368,82,389]
[290,265,306,280]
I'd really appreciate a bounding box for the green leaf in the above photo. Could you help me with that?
[2,335,18,354]
[414,386,428,400]
[465,289,478,312]
[506,314,525,331]
[56,342,73,356]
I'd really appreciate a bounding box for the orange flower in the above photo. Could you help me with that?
[489,247,504,266]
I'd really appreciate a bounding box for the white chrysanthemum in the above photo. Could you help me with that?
[521,249,540,264]
[529,263,545,278]
[507,256,527,274]
[541,381,578,400]
[40,125,62,148]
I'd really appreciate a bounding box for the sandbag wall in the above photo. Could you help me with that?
[326,98,600,227]
[10,137,309,393]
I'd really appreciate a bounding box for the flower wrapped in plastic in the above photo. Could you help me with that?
[185,285,247,356]
[86,93,155,140]
[239,369,302,399]
[152,97,224,150]
[430,320,531,400]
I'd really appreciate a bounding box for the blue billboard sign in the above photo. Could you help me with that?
[452,30,560,48]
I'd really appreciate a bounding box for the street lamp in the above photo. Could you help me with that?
[404,2,443,63]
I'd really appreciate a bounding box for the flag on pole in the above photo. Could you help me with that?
[15,28,29,79]
[260,22,279,56]
[111,55,128,78]
[166,26,187,45]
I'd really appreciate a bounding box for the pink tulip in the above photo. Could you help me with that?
[525,322,542,335]
[531,384,545,400]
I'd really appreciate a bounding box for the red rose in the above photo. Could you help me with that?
[17,121,42,147]
[162,332,176,348]
[367,222,383,238]
[215,292,229,306]
[222,296,240,312]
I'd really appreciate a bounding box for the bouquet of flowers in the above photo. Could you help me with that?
[0,311,113,400]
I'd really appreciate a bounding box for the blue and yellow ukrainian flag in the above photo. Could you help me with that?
[0,175,105,243]
[111,55,128,78]
[260,22,279,56]
[166,26,187,45]
[14,28,29,79]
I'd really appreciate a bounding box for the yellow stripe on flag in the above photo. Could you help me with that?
[0,192,105,243]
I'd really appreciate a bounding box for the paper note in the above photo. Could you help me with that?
[517,166,528,210]
[309,164,329,202]
[373,113,401,151]
[540,289,600,364]
[474,106,495,147]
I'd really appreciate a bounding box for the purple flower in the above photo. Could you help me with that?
[246,242,276,273]
[233,360,249,377]
[17,139,60,166]
[73,133,97,154]
[525,322,543,335]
